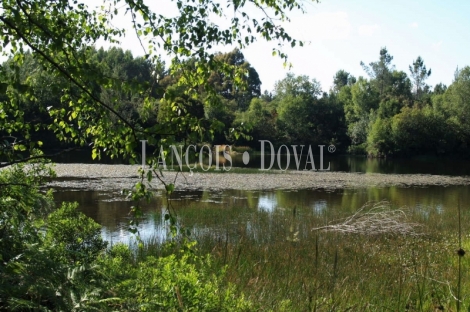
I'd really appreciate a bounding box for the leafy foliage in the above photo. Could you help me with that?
[338,48,470,157]
[360,47,395,96]
[44,202,108,265]
[0,0,316,167]
[409,56,432,100]
[0,162,104,310]
[97,244,252,311]
[0,162,251,311]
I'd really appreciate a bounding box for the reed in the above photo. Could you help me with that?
[138,200,469,311]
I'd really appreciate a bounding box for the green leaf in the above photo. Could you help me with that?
[91,149,99,160]
[165,183,175,194]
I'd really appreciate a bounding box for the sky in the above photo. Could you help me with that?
[100,0,470,93]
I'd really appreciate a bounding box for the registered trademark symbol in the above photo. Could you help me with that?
[328,145,336,153]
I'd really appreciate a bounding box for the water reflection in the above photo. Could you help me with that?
[258,193,276,213]
[231,154,470,175]
[312,200,327,214]
[53,185,470,244]
[52,149,470,176]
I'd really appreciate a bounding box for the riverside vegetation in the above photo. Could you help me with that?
[1,0,470,311]
[0,161,251,310]
[3,160,470,311]
[141,199,470,311]
[0,0,312,308]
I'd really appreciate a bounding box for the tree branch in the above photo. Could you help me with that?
[0,14,139,141]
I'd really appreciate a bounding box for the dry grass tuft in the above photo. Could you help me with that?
[312,201,422,236]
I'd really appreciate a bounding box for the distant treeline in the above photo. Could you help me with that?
[3,46,470,157]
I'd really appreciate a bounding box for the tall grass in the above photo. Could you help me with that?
[457,199,464,312]
[139,201,469,311]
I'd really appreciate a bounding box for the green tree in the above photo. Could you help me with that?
[390,106,454,155]
[360,47,395,96]
[434,66,470,151]
[92,47,164,126]
[274,74,322,144]
[333,69,356,92]
[433,83,447,95]
[208,48,262,111]
[376,70,412,119]
[409,56,432,100]
[342,77,379,148]
[318,91,349,149]
[367,117,393,156]
[0,0,313,166]
[273,73,346,146]
[235,97,277,145]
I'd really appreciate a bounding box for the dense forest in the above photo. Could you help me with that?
[3,46,470,157]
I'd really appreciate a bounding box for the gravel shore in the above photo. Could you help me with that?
[46,164,470,191]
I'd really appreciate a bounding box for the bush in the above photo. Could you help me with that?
[367,117,393,156]
[391,107,455,155]
[347,143,367,155]
[44,202,107,265]
[97,243,252,311]
[0,163,106,310]
[0,163,252,311]
[0,163,58,310]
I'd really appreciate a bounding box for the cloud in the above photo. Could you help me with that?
[410,22,419,28]
[306,12,352,40]
[358,24,380,37]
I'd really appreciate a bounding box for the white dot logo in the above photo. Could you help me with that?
[242,151,250,165]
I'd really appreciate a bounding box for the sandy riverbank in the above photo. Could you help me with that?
[45,164,470,192]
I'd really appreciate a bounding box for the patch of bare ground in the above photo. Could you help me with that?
[46,164,470,191]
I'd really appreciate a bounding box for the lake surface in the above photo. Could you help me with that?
[49,152,470,244]
[52,149,470,176]
[52,184,470,244]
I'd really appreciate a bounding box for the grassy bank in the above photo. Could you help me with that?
[136,201,470,311]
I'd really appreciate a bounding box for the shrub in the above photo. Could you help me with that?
[391,106,455,155]
[0,163,252,311]
[44,202,107,265]
[0,163,106,310]
[97,243,252,311]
